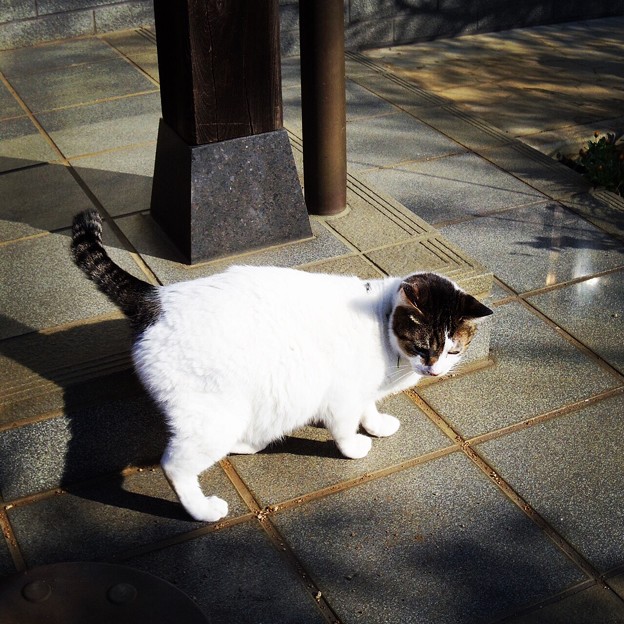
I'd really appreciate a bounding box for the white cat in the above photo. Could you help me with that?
[71,210,492,522]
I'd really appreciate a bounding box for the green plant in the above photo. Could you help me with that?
[577,130,624,196]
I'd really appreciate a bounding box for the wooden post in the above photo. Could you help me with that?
[151,0,311,264]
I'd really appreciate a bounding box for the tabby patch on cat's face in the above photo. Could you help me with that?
[390,273,492,377]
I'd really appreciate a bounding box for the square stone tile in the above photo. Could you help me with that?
[230,393,452,507]
[0,116,59,172]
[71,143,156,217]
[0,81,23,121]
[528,271,624,374]
[273,453,585,624]
[418,303,619,438]
[609,570,624,602]
[0,163,91,241]
[300,255,384,279]
[346,112,463,173]
[0,538,15,579]
[116,213,349,284]
[0,37,120,77]
[0,315,132,426]
[127,522,327,624]
[36,93,161,158]
[361,152,544,225]
[9,59,157,113]
[501,583,624,624]
[0,391,166,500]
[440,203,624,294]
[477,393,624,572]
[0,224,147,339]
[7,466,247,567]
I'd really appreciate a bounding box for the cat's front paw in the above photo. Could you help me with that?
[362,412,400,438]
[337,433,372,459]
[188,495,229,523]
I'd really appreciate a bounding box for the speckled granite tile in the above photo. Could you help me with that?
[347,111,463,172]
[418,303,619,438]
[7,466,247,567]
[0,537,15,579]
[37,93,161,158]
[0,224,147,339]
[0,37,119,76]
[0,164,91,241]
[0,82,23,121]
[0,117,58,172]
[273,453,585,624]
[231,393,452,507]
[528,270,624,374]
[9,58,157,113]
[609,570,624,601]
[501,583,624,624]
[71,143,156,217]
[300,254,384,279]
[360,152,543,225]
[0,392,166,500]
[127,521,327,624]
[116,213,347,284]
[477,393,624,573]
[440,203,624,294]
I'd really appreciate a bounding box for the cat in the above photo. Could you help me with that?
[71,209,492,522]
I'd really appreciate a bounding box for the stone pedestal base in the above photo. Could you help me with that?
[150,121,312,264]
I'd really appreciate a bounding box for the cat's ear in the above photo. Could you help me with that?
[461,294,493,322]
[400,281,424,310]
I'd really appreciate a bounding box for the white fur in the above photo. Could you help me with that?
[132,266,447,522]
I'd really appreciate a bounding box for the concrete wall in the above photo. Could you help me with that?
[1,0,623,51]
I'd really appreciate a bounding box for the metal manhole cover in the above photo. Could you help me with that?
[0,562,208,623]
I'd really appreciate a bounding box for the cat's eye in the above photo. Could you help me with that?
[448,349,461,355]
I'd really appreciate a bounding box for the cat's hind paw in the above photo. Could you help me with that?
[337,433,372,459]
[187,495,229,523]
[361,412,400,438]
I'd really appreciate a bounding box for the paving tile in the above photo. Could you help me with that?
[360,152,544,225]
[9,58,157,113]
[0,116,59,172]
[272,453,585,624]
[528,271,624,374]
[418,303,619,438]
[477,393,624,572]
[0,37,119,77]
[0,538,15,579]
[440,203,624,294]
[127,521,327,624]
[0,315,132,426]
[230,393,452,507]
[0,392,166,500]
[7,466,247,567]
[0,163,90,241]
[116,212,349,284]
[0,82,24,121]
[346,112,463,172]
[500,583,624,624]
[300,255,384,279]
[0,224,147,339]
[36,92,161,158]
[609,570,624,601]
[71,143,156,216]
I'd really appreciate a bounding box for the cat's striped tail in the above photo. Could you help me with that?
[71,209,161,333]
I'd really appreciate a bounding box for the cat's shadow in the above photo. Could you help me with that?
[260,432,343,459]
[0,314,191,522]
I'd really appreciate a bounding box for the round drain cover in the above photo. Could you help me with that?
[0,562,208,624]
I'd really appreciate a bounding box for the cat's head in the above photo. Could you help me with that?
[390,272,493,378]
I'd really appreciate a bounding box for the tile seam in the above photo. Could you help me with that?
[0,509,25,573]
[516,296,624,384]
[219,459,344,623]
[406,391,604,581]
